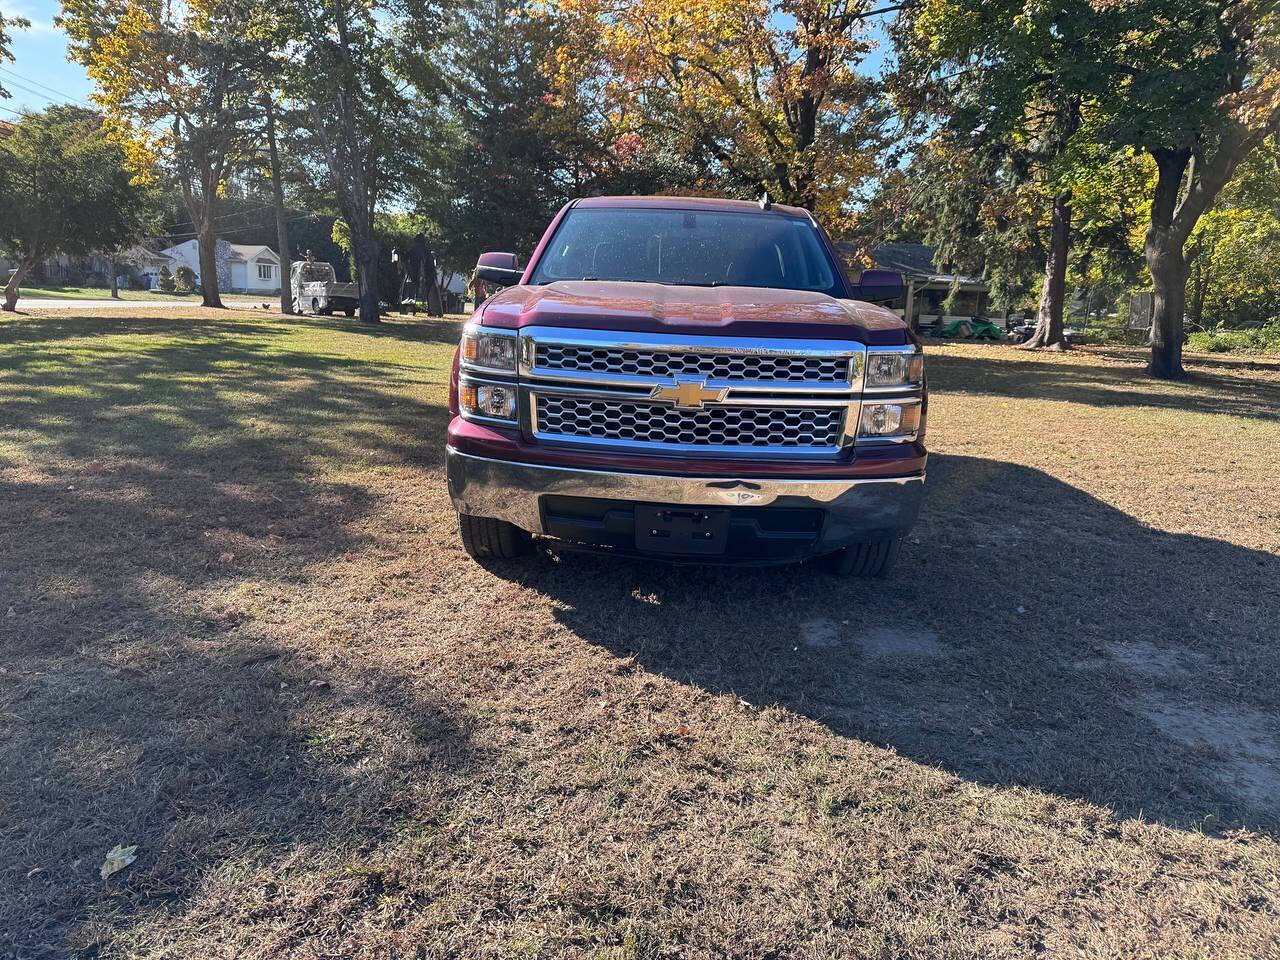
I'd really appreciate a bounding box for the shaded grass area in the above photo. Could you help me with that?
[1,316,1278,958]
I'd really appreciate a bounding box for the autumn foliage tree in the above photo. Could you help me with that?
[550,0,889,225]
[59,0,258,308]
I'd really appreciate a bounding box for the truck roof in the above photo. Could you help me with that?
[573,195,814,220]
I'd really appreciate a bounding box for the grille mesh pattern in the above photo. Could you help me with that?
[536,396,843,448]
[535,344,849,383]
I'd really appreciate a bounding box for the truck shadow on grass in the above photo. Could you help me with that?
[522,453,1280,835]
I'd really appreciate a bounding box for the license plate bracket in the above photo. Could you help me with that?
[634,505,730,555]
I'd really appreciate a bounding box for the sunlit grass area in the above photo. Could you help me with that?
[2,307,1278,957]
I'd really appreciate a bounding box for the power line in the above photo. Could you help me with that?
[161,201,279,233]
[0,67,94,108]
[161,210,332,242]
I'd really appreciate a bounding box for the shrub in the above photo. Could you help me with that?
[1187,320,1280,355]
[174,266,196,293]
[157,265,176,293]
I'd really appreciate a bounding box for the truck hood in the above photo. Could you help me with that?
[476,281,909,345]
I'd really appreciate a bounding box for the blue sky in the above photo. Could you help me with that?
[1,1,891,119]
[1,0,95,118]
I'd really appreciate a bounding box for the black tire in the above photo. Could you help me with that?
[824,538,902,578]
[344,306,356,318]
[458,512,529,561]
[311,297,320,315]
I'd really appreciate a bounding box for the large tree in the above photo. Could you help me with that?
[552,0,889,224]
[893,1,1104,348]
[59,0,259,308]
[0,9,29,99]
[269,0,427,324]
[1097,0,1280,377]
[897,0,1280,375]
[0,106,150,310]
[410,0,565,268]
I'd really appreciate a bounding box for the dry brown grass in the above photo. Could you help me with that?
[2,308,1279,958]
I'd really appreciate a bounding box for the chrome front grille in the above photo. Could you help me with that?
[535,395,844,449]
[535,343,849,384]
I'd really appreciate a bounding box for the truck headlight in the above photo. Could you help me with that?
[461,328,517,371]
[858,401,921,438]
[866,350,924,388]
[460,382,517,421]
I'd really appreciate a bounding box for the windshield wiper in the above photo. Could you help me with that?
[576,277,662,283]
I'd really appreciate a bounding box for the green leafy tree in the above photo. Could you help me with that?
[0,9,29,99]
[1179,136,1280,330]
[0,106,150,311]
[1091,0,1280,376]
[894,0,1105,348]
[409,0,563,270]
[156,263,176,292]
[268,0,429,325]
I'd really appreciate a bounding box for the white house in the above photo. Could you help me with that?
[160,240,283,294]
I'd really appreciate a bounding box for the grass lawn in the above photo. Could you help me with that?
[13,287,201,301]
[14,287,271,305]
[2,307,1279,958]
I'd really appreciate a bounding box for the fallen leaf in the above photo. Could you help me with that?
[674,724,691,737]
[5,606,14,619]
[219,552,235,564]
[100,844,137,880]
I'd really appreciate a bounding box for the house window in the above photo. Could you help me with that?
[257,261,273,280]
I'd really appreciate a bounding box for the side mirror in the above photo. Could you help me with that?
[851,269,905,304]
[475,252,521,287]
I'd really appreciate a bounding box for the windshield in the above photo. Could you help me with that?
[528,207,842,295]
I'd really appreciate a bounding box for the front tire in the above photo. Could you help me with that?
[458,512,529,561]
[824,538,902,578]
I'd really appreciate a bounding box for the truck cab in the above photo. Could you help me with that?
[446,196,927,576]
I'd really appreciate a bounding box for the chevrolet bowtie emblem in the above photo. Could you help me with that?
[650,378,729,409]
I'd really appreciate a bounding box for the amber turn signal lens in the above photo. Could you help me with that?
[461,334,480,362]
[459,383,478,412]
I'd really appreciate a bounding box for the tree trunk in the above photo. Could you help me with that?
[1144,149,1190,379]
[196,219,225,308]
[1020,191,1071,350]
[348,217,376,323]
[1148,245,1188,378]
[3,255,36,311]
[264,96,294,315]
[110,260,120,299]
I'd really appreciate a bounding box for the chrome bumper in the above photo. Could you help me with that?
[446,447,925,547]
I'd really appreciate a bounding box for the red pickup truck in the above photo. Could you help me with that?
[446,196,927,576]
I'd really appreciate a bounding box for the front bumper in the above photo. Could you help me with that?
[446,447,925,559]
